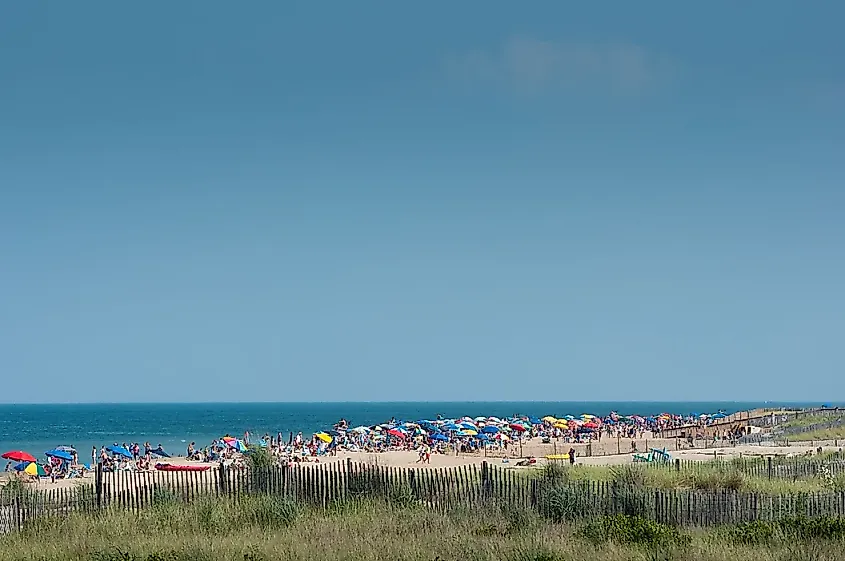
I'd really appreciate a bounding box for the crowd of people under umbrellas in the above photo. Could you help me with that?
[3,409,738,480]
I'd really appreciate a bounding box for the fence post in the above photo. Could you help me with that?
[767,457,773,480]
[95,462,103,509]
[675,459,680,472]
[219,460,227,495]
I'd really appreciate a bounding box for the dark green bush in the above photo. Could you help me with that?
[726,516,845,545]
[778,515,845,540]
[578,514,691,548]
[726,520,776,545]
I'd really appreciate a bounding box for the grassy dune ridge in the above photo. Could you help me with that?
[4,495,845,561]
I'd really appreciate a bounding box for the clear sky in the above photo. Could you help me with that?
[1,1,843,404]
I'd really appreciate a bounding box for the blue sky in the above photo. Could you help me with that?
[1,1,843,403]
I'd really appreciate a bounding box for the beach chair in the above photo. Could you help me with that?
[651,448,671,462]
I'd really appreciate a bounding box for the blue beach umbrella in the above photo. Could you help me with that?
[45,449,74,461]
[106,445,132,458]
[430,433,448,442]
[481,425,500,434]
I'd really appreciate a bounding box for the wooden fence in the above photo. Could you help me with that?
[648,453,845,480]
[3,458,845,533]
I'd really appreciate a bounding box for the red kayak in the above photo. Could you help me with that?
[155,463,211,472]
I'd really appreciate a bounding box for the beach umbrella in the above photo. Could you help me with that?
[55,445,77,453]
[45,449,74,461]
[15,462,47,477]
[494,433,510,441]
[443,423,461,431]
[387,429,406,439]
[462,429,478,436]
[430,433,448,442]
[225,440,247,452]
[553,421,569,429]
[488,417,503,423]
[542,416,557,423]
[481,425,500,434]
[106,445,132,458]
[529,417,542,425]
[459,422,478,430]
[508,423,526,432]
[315,432,333,443]
[351,426,369,434]
[582,422,599,429]
[2,451,36,463]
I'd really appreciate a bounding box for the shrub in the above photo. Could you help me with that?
[578,514,691,548]
[537,484,585,523]
[778,515,845,540]
[726,520,777,545]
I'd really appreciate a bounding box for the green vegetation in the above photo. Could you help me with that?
[787,427,845,442]
[538,461,845,494]
[781,414,845,429]
[3,499,845,561]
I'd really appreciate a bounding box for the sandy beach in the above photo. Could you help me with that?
[5,436,840,493]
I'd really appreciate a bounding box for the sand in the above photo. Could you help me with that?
[5,436,840,493]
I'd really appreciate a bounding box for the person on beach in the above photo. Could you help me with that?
[569,448,576,466]
[91,446,97,466]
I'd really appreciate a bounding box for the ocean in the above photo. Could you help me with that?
[0,401,831,459]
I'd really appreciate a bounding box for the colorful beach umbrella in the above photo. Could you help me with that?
[315,432,333,443]
[15,462,47,477]
[2,451,36,463]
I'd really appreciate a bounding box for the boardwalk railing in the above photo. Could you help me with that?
[3,458,845,533]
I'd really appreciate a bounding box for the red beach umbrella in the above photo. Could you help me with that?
[509,424,527,432]
[387,429,406,439]
[2,451,36,463]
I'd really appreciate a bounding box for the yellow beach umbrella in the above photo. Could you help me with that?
[463,429,478,436]
[553,421,569,429]
[315,432,332,443]
[23,462,47,477]
[542,416,557,423]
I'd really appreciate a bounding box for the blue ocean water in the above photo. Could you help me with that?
[0,401,832,459]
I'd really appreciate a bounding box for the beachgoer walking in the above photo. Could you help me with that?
[568,448,576,465]
[91,446,97,466]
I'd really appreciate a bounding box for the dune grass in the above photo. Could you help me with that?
[781,414,845,429]
[539,461,845,494]
[3,496,845,561]
[787,427,845,442]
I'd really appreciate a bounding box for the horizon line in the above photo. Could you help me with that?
[0,399,831,407]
